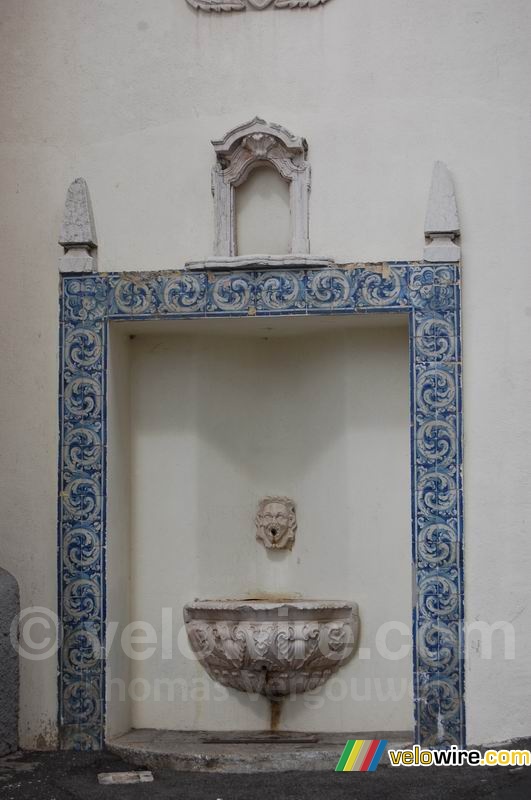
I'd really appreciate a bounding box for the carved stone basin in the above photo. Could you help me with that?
[183,599,359,699]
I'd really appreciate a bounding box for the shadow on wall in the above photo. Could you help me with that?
[129,322,410,597]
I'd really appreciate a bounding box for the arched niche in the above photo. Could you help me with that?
[211,118,311,257]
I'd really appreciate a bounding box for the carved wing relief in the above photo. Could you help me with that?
[186,0,333,11]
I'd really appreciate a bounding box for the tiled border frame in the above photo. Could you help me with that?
[58,262,464,749]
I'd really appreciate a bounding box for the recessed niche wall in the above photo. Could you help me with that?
[235,166,291,255]
[107,315,413,736]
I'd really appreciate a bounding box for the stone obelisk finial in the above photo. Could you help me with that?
[59,178,98,273]
[424,161,460,263]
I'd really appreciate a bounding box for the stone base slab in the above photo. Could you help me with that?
[108,729,413,773]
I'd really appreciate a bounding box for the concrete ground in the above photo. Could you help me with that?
[1,750,531,799]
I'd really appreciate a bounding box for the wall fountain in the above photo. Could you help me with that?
[57,117,464,764]
[184,498,359,726]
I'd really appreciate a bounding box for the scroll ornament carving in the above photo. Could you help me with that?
[185,619,355,697]
[184,601,358,699]
[186,0,333,11]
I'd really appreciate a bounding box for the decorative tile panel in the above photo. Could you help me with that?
[59,275,107,749]
[58,262,465,749]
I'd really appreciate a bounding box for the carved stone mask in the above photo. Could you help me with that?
[255,497,297,551]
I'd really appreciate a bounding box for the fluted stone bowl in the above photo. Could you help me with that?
[183,599,359,699]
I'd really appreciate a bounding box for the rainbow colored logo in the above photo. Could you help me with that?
[335,739,388,772]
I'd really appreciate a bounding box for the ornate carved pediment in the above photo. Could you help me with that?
[186,0,333,11]
[211,118,311,257]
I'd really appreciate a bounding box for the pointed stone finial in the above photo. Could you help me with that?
[59,178,98,273]
[424,161,460,263]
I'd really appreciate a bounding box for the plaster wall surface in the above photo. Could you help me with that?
[0,0,530,746]
[236,166,291,255]
[126,321,412,733]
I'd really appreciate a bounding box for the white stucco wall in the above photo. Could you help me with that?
[0,0,530,747]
